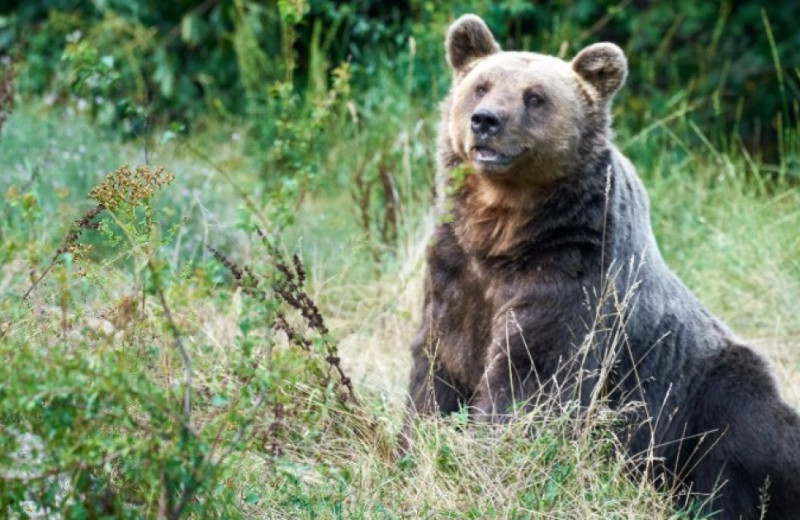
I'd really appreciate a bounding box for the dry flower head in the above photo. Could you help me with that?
[89,164,175,211]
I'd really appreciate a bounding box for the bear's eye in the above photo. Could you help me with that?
[475,85,488,98]
[525,93,545,108]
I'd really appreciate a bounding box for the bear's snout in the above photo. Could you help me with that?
[471,108,503,137]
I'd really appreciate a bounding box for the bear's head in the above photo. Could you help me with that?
[442,14,627,187]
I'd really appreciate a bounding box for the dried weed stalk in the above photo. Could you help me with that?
[22,203,105,300]
[89,164,174,210]
[208,244,359,407]
[273,252,359,405]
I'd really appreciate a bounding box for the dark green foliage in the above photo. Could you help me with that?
[2,0,798,151]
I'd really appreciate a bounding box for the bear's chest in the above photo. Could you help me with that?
[428,230,600,389]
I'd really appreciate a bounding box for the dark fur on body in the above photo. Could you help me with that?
[406,14,800,519]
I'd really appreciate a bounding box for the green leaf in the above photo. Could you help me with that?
[211,395,229,407]
[181,14,202,46]
[160,130,177,144]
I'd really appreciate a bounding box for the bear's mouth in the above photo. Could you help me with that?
[472,146,517,168]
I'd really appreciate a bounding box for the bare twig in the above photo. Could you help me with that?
[149,260,192,419]
[162,0,221,48]
[578,0,635,42]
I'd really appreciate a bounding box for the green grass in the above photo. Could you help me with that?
[1,89,798,518]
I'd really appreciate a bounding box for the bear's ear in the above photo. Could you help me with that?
[572,43,628,101]
[446,14,500,72]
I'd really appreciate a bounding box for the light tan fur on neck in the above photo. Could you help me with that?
[455,173,547,257]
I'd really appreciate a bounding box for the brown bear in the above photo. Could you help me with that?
[405,14,800,519]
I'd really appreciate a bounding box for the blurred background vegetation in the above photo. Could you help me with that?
[4,0,798,250]
[2,0,799,151]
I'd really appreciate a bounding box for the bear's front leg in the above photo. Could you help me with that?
[407,334,467,417]
[470,309,547,421]
[470,301,594,422]
[471,335,548,421]
[400,316,469,451]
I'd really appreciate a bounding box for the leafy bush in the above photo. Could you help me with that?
[0,161,372,517]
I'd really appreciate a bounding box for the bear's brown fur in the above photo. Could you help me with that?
[405,14,800,519]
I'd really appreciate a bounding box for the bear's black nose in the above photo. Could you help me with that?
[471,109,502,136]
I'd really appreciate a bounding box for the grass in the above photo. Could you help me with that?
[1,83,798,517]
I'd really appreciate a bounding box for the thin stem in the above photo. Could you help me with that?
[149,260,192,419]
